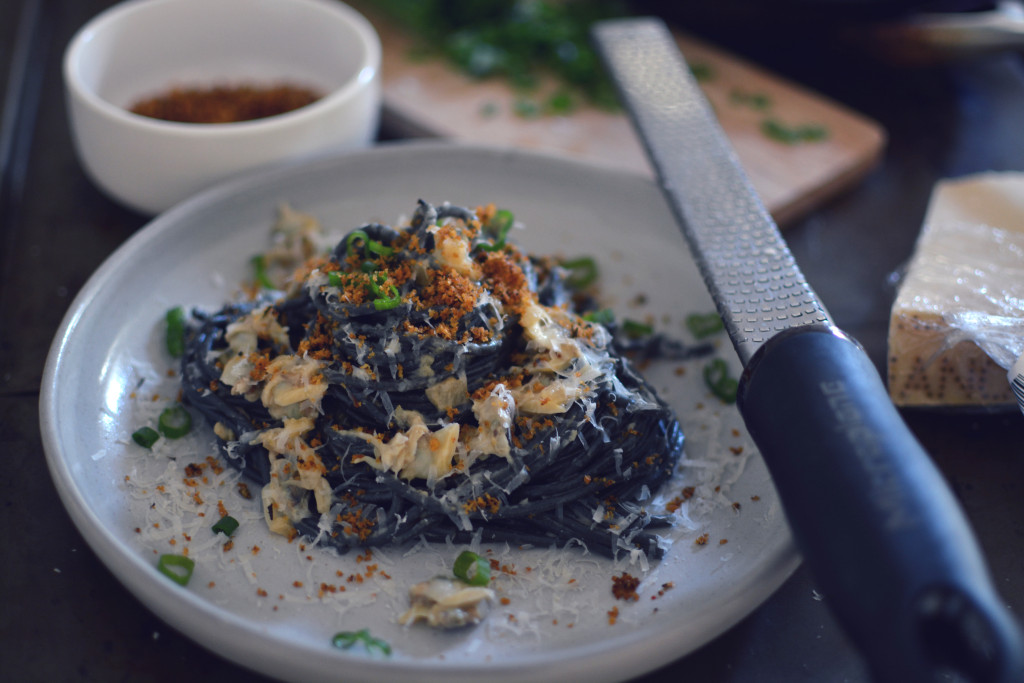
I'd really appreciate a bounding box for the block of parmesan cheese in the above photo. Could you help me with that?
[888,172,1024,408]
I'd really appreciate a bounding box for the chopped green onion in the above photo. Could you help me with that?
[690,62,714,82]
[685,312,724,339]
[761,118,828,145]
[703,358,739,404]
[346,230,369,256]
[212,515,239,537]
[370,0,624,112]
[513,97,541,119]
[132,426,160,449]
[582,308,615,325]
[479,100,499,118]
[366,272,402,311]
[490,209,514,235]
[373,285,402,311]
[560,256,598,290]
[622,319,654,339]
[156,554,195,586]
[346,230,393,258]
[545,88,576,116]
[165,306,185,357]
[366,240,394,257]
[250,254,275,290]
[729,89,772,111]
[452,550,491,586]
[360,260,378,274]
[477,209,514,252]
[331,629,392,656]
[328,271,344,288]
[157,404,192,439]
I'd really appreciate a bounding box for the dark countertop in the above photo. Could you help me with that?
[3,1,1023,682]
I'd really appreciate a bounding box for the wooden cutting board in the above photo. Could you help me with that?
[364,10,886,227]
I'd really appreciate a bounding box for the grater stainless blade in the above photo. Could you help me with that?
[592,18,829,367]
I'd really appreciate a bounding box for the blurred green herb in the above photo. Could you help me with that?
[685,311,724,339]
[728,88,771,111]
[369,0,628,113]
[622,319,654,339]
[689,62,714,82]
[513,96,542,118]
[544,87,576,116]
[761,118,829,145]
[703,358,738,404]
[479,100,500,117]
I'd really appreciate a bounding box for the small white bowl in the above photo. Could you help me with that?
[64,0,381,214]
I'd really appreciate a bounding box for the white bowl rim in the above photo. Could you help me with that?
[63,0,382,138]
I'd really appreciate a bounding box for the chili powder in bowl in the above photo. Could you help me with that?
[63,0,381,215]
[128,83,325,124]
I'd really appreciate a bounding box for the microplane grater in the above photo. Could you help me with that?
[593,17,1024,683]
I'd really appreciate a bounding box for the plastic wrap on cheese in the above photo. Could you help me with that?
[888,172,1024,408]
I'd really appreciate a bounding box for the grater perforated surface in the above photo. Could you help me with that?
[592,18,832,365]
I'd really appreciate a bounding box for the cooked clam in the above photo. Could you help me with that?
[398,576,495,629]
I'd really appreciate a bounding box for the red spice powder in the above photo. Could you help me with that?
[130,83,322,124]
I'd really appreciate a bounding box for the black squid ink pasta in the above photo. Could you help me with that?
[179,199,685,559]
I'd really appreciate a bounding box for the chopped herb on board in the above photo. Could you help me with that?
[689,62,714,82]
[728,88,772,111]
[513,96,542,118]
[544,88,576,115]
[370,0,628,113]
[761,118,829,145]
[479,100,499,117]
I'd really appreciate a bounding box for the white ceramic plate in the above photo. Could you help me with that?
[41,141,798,683]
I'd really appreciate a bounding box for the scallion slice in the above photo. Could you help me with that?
[373,284,402,310]
[346,229,393,258]
[331,629,392,656]
[582,308,615,325]
[345,230,369,256]
[157,404,192,439]
[622,319,654,339]
[366,240,394,257]
[366,272,402,310]
[560,256,598,290]
[157,554,195,586]
[165,306,185,357]
[477,209,514,252]
[250,254,275,290]
[132,426,160,449]
[685,312,724,339]
[703,358,738,404]
[452,550,491,586]
[761,118,828,145]
[212,515,239,537]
